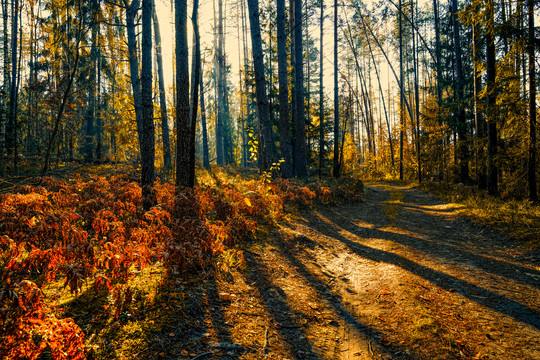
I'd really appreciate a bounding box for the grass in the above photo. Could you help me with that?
[419,182,540,248]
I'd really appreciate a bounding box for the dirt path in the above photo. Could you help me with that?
[172,183,540,360]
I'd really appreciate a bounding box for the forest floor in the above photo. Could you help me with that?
[165,182,540,360]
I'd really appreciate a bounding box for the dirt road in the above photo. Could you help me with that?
[174,183,540,360]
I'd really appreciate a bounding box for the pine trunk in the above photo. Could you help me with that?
[277,0,293,178]
[141,0,156,209]
[153,3,172,171]
[247,0,276,171]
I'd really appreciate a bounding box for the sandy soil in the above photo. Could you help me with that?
[164,183,540,360]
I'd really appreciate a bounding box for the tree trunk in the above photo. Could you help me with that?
[451,0,469,184]
[473,12,487,189]
[294,0,307,177]
[247,0,276,171]
[486,0,498,196]
[277,0,292,178]
[333,0,339,178]
[125,0,143,152]
[175,0,192,187]
[200,71,211,170]
[141,0,156,209]
[8,0,18,169]
[85,4,98,163]
[412,0,421,182]
[399,0,404,180]
[528,0,537,201]
[0,0,8,175]
[319,0,324,178]
[153,2,172,171]
[216,0,225,166]
[187,0,201,186]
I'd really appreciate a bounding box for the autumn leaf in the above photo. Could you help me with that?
[244,197,252,207]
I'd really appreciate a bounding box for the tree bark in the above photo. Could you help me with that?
[473,11,487,189]
[451,0,469,184]
[486,0,498,195]
[215,0,225,166]
[277,0,292,178]
[175,0,192,187]
[294,0,307,177]
[247,0,276,171]
[187,0,201,186]
[200,71,211,170]
[8,0,18,169]
[141,0,156,209]
[153,2,172,171]
[319,0,324,178]
[528,0,537,201]
[333,0,340,178]
[125,0,143,152]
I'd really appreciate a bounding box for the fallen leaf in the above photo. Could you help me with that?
[244,198,252,207]
[380,290,390,295]
[169,332,175,337]
[380,338,390,345]
[274,322,282,329]
[181,349,189,357]
[308,302,319,310]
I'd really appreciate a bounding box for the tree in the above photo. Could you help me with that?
[332,0,339,178]
[124,0,143,147]
[277,0,292,178]
[175,0,192,187]
[527,0,537,201]
[319,0,324,178]
[486,0,498,195]
[247,0,276,171]
[294,0,307,177]
[153,1,172,171]
[451,0,469,184]
[140,0,155,209]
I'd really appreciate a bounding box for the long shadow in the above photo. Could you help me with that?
[315,205,540,290]
[272,235,417,359]
[242,251,326,359]
[296,210,540,330]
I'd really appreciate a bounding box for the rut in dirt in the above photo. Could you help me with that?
[237,183,540,360]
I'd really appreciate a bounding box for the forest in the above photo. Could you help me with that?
[0,0,539,358]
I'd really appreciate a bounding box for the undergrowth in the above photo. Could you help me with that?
[419,181,540,247]
[0,167,363,359]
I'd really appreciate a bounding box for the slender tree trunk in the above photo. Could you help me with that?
[141,0,155,209]
[216,0,225,166]
[433,0,443,179]
[8,0,18,169]
[319,0,324,178]
[473,13,487,189]
[528,0,537,201]
[187,0,201,186]
[412,0,421,182]
[399,0,404,180]
[451,0,469,184]
[42,23,82,177]
[295,0,307,177]
[85,4,97,162]
[0,0,8,175]
[333,0,340,178]
[175,0,192,186]
[153,2,172,171]
[125,0,143,151]
[247,0,276,171]
[486,0,498,195]
[200,71,211,170]
[277,0,292,178]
